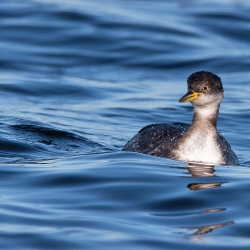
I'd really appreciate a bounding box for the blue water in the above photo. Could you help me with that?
[0,0,250,249]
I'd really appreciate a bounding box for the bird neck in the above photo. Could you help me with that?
[191,104,220,130]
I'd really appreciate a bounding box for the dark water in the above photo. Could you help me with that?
[0,0,250,249]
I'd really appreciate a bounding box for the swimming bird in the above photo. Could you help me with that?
[122,71,238,166]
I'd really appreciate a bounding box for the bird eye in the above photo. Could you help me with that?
[203,86,208,91]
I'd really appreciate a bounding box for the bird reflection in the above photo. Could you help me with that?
[187,182,225,191]
[184,163,226,191]
[193,221,234,235]
[186,163,216,177]
[177,163,234,239]
[180,208,234,240]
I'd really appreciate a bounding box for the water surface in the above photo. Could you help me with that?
[0,0,250,249]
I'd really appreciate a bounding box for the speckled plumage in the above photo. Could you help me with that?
[123,122,188,158]
[123,71,239,166]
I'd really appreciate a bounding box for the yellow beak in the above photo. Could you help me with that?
[178,91,202,103]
